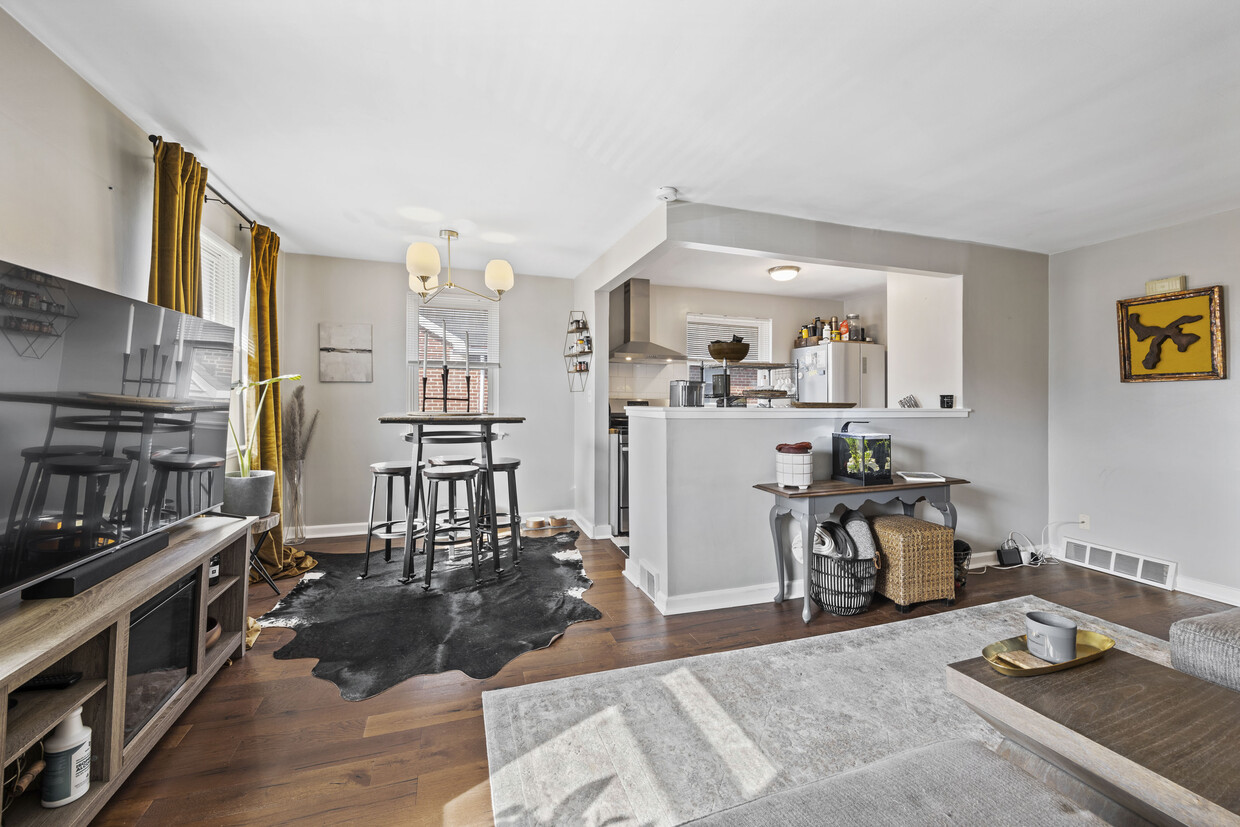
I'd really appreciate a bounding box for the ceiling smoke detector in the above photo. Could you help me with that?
[655,186,679,202]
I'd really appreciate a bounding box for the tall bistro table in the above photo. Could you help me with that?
[753,476,969,623]
[378,413,525,582]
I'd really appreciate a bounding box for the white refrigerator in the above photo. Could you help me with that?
[794,342,887,407]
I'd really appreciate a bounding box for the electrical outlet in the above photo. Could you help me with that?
[1078,513,1090,530]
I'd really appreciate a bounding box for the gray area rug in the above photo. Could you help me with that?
[483,596,1170,826]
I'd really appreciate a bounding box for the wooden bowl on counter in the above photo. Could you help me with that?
[708,341,750,362]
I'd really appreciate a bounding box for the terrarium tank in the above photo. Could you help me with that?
[831,421,892,486]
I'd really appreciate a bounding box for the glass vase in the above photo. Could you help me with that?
[283,460,307,545]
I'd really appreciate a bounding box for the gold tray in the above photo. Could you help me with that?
[982,630,1116,676]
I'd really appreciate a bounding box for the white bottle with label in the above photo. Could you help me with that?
[41,706,91,808]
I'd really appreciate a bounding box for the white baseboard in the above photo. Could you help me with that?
[622,563,805,615]
[970,550,999,568]
[304,522,367,539]
[1176,575,1240,607]
[569,511,612,541]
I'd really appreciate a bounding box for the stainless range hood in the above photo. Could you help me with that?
[609,278,687,363]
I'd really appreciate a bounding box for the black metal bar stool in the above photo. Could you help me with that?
[149,453,225,529]
[473,456,522,566]
[4,445,103,550]
[409,464,482,588]
[21,455,131,552]
[360,460,424,579]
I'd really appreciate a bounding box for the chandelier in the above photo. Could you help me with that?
[407,229,514,304]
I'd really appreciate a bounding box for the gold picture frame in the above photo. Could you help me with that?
[1117,286,1225,382]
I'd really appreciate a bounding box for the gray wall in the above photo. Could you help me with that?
[1049,207,1240,598]
[0,9,151,298]
[576,203,1051,555]
[280,253,575,528]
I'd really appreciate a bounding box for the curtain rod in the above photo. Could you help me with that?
[148,134,255,231]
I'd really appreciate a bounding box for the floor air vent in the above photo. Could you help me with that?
[1059,537,1176,590]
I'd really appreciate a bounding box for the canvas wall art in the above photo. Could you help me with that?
[319,323,373,383]
[1116,286,1225,382]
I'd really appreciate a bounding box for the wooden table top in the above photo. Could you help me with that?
[753,476,969,498]
[0,390,228,413]
[949,649,1240,818]
[378,412,525,425]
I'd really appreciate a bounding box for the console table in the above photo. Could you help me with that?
[754,476,969,623]
[947,650,1240,825]
[0,516,251,825]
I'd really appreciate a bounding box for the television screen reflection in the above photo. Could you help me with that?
[0,259,234,599]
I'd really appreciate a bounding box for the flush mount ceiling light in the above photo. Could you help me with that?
[407,229,514,304]
[768,265,800,282]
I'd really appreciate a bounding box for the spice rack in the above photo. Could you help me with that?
[0,267,77,359]
[563,311,592,392]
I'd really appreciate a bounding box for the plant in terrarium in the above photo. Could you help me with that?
[844,437,880,473]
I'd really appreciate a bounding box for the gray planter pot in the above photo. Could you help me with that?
[222,470,276,517]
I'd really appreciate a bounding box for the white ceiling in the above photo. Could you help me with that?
[5,1,1240,278]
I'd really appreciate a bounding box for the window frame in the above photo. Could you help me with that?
[685,312,773,362]
[406,292,501,412]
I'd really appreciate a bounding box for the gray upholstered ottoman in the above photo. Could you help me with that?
[682,738,1103,825]
[1170,607,1240,692]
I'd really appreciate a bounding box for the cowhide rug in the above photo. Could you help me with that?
[259,531,601,700]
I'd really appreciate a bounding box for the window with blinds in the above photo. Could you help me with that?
[685,313,772,362]
[406,293,501,410]
[200,230,242,332]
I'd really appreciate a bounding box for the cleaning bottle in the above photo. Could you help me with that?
[41,706,91,808]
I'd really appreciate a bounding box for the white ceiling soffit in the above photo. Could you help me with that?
[4,1,1240,277]
[635,247,889,299]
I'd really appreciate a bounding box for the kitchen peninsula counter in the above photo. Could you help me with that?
[624,405,971,615]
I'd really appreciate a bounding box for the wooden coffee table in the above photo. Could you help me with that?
[947,649,1240,826]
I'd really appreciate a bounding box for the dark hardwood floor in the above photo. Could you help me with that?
[93,528,1228,826]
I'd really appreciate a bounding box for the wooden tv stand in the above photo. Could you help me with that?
[0,515,252,825]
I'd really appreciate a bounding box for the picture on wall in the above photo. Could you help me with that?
[319,323,373,383]
[1116,286,1225,382]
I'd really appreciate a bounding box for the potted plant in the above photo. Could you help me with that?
[222,372,301,516]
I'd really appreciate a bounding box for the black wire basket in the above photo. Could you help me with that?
[810,554,878,616]
[953,540,972,588]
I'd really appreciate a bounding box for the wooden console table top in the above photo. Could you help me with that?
[753,476,969,498]
[947,649,1240,825]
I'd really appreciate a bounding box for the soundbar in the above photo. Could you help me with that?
[21,531,171,599]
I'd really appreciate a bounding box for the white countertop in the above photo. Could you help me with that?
[624,406,970,420]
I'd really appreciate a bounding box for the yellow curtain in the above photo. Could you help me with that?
[148,138,207,315]
[248,225,316,580]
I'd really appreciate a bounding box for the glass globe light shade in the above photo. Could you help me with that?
[406,242,441,279]
[409,273,439,294]
[484,259,515,294]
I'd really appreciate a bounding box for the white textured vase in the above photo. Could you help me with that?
[775,451,814,489]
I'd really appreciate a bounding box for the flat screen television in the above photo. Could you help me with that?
[0,258,234,600]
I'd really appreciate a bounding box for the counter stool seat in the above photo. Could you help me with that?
[428,454,477,466]
[6,444,106,551]
[361,460,424,579]
[149,453,225,529]
[21,454,131,553]
[121,445,182,461]
[473,457,523,564]
[407,464,484,588]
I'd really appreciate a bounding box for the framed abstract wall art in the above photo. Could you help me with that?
[1116,286,1225,382]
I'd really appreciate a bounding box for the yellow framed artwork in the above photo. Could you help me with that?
[1116,286,1225,382]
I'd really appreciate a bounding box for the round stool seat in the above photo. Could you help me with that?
[371,460,415,476]
[20,444,102,459]
[473,456,521,471]
[151,453,225,471]
[43,455,130,475]
[428,454,476,466]
[122,445,182,461]
[423,464,478,481]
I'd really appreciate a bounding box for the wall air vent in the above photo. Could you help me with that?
[1058,537,1177,590]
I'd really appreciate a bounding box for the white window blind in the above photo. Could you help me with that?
[405,293,501,367]
[685,313,772,362]
[200,230,242,332]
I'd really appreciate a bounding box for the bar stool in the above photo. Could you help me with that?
[148,453,226,529]
[21,455,131,552]
[360,460,424,579]
[473,456,522,565]
[411,465,482,589]
[4,445,103,549]
[426,453,478,529]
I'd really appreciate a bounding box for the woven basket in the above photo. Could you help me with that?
[871,515,955,611]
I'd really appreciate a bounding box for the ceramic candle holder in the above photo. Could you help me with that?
[775,451,813,490]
